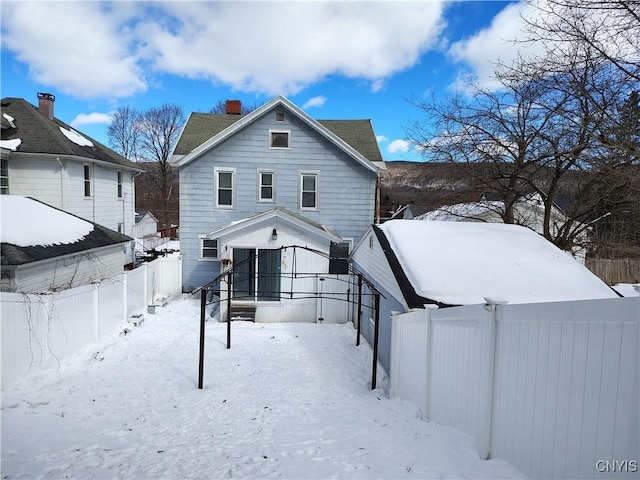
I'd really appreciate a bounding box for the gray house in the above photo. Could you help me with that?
[170,95,384,322]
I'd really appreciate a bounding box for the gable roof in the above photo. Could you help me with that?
[205,206,342,244]
[1,196,131,266]
[0,97,141,171]
[171,95,383,172]
[375,220,618,306]
[135,210,158,224]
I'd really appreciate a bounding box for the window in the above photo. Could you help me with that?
[200,237,219,260]
[300,172,318,210]
[83,164,92,197]
[117,222,123,233]
[1,158,8,194]
[275,112,285,122]
[270,130,289,149]
[215,168,235,208]
[258,170,275,202]
[329,241,351,274]
[117,171,123,198]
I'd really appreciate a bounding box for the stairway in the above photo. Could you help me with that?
[229,304,256,322]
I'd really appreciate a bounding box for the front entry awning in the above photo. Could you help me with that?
[204,206,343,245]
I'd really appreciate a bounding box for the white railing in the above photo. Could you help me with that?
[1,256,182,389]
[390,297,639,480]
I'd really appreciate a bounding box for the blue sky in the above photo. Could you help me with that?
[1,1,537,162]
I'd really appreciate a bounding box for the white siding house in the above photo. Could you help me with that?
[171,95,385,322]
[1,94,143,264]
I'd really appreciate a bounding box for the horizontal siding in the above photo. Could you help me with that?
[15,246,125,293]
[8,157,65,208]
[180,108,378,290]
[351,229,406,308]
[6,156,135,234]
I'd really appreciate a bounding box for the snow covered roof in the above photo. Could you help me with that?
[378,220,618,306]
[1,196,131,265]
[0,97,141,171]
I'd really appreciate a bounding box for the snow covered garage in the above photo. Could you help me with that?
[350,219,620,373]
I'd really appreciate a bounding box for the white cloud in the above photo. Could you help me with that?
[387,139,410,154]
[70,112,113,128]
[0,1,446,99]
[447,1,543,91]
[1,2,147,99]
[302,96,326,109]
[376,135,388,144]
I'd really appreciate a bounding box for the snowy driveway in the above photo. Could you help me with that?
[1,295,525,479]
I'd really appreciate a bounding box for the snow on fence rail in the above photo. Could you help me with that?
[1,256,182,389]
[390,296,639,480]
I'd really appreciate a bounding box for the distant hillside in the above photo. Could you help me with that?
[380,161,481,218]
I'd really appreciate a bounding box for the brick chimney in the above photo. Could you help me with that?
[37,92,56,120]
[225,100,242,115]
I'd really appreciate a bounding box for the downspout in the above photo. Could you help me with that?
[56,157,67,211]
[375,172,381,224]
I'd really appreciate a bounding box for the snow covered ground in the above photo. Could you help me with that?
[1,295,526,479]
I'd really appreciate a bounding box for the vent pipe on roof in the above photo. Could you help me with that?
[225,100,242,115]
[37,93,55,120]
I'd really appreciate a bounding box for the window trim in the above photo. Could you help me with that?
[199,236,219,261]
[117,170,123,199]
[257,169,276,203]
[269,130,290,149]
[299,171,319,211]
[214,167,236,209]
[83,163,92,198]
[1,158,9,194]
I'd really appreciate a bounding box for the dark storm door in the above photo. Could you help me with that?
[257,249,281,301]
[232,249,255,299]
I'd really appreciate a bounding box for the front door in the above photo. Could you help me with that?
[232,249,255,299]
[232,248,281,301]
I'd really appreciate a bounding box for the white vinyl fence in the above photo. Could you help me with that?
[390,297,639,480]
[1,256,182,389]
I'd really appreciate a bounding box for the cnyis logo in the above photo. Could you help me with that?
[596,460,638,473]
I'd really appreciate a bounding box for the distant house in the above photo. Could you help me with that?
[170,95,385,323]
[350,219,619,372]
[1,196,131,293]
[415,194,587,263]
[131,210,164,252]
[0,93,143,264]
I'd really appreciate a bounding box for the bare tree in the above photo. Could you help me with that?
[107,105,141,160]
[408,44,639,258]
[524,0,640,82]
[137,104,185,236]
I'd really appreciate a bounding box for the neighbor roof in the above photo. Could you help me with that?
[171,95,383,170]
[378,220,619,306]
[1,196,131,266]
[0,97,141,171]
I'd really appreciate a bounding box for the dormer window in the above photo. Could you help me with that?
[270,130,289,149]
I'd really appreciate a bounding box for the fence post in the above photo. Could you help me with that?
[483,297,507,460]
[94,283,100,341]
[423,304,439,420]
[389,311,400,398]
[122,270,128,319]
